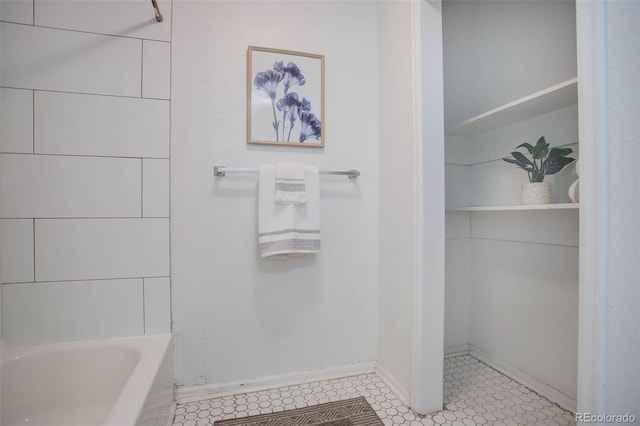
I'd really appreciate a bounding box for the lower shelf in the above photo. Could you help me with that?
[447,203,579,212]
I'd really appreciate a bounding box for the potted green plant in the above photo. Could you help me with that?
[503,136,575,204]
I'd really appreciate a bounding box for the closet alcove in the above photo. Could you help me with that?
[442,0,579,412]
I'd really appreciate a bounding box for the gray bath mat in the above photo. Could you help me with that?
[213,396,383,425]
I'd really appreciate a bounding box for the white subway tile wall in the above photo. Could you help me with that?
[143,159,171,217]
[35,219,170,282]
[34,91,170,158]
[34,0,171,41]
[1,88,33,153]
[0,219,34,284]
[0,154,142,218]
[0,0,33,25]
[1,23,142,96]
[2,279,144,345]
[144,277,172,335]
[0,1,171,345]
[142,40,171,99]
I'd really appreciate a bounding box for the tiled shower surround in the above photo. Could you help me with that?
[0,1,172,345]
[173,355,575,426]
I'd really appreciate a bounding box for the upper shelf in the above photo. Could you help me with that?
[447,203,579,212]
[446,78,578,137]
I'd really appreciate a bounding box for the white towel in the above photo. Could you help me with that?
[275,162,307,204]
[259,164,320,258]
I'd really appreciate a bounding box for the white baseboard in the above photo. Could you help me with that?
[175,349,576,415]
[374,362,411,407]
[444,344,470,357]
[165,401,177,426]
[469,345,577,413]
[176,361,376,404]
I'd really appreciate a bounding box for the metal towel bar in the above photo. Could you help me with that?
[214,166,360,179]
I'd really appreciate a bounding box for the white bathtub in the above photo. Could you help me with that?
[1,334,175,426]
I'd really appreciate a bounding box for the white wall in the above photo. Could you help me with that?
[577,0,640,417]
[376,0,417,403]
[0,0,172,345]
[171,1,379,394]
[375,3,446,414]
[469,213,579,402]
[441,0,471,129]
[444,213,470,352]
[465,0,576,125]
[415,0,446,413]
[600,3,640,415]
[443,0,579,409]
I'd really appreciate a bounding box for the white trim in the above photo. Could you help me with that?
[444,344,470,357]
[375,362,411,407]
[410,0,426,415]
[470,345,577,414]
[411,0,445,416]
[164,401,177,426]
[447,203,579,212]
[575,0,607,416]
[175,361,376,404]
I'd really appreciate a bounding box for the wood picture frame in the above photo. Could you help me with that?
[247,46,325,148]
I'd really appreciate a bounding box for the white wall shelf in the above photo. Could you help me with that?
[447,203,579,212]
[446,78,578,137]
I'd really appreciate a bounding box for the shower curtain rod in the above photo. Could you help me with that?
[214,166,360,179]
[151,0,163,22]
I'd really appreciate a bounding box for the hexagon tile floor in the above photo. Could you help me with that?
[172,354,576,426]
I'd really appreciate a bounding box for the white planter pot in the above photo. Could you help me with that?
[522,182,551,204]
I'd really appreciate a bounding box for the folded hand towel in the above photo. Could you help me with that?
[259,164,320,258]
[275,162,307,204]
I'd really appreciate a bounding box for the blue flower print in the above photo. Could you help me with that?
[254,69,283,100]
[277,92,301,142]
[273,62,306,140]
[298,97,312,114]
[281,62,306,94]
[298,111,322,143]
[254,69,284,140]
[254,57,320,144]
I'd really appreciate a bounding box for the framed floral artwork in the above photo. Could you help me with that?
[247,46,325,148]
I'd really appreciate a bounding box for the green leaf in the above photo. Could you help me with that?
[549,147,573,156]
[503,157,534,172]
[532,136,550,160]
[516,142,535,155]
[544,151,575,175]
[510,151,533,166]
[531,168,545,182]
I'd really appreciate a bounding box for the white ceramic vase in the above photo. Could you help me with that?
[568,179,580,203]
[522,182,551,205]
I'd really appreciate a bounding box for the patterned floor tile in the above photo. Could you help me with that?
[173,355,575,426]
